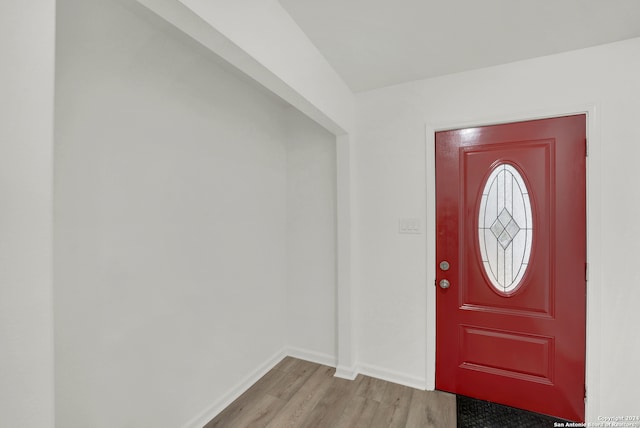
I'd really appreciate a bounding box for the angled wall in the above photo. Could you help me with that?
[136,0,354,135]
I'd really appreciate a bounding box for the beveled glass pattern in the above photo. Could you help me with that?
[478,164,533,294]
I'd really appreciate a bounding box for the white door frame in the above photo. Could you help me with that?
[425,104,602,421]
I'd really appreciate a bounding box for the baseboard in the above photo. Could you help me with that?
[284,346,337,368]
[335,365,358,380]
[281,346,362,381]
[179,349,287,428]
[356,362,426,390]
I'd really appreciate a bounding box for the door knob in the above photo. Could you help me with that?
[439,279,450,289]
[439,260,450,271]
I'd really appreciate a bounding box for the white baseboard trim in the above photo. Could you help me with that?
[284,346,337,368]
[179,349,287,428]
[335,365,358,380]
[356,362,426,391]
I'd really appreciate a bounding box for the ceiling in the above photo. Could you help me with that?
[278,0,640,92]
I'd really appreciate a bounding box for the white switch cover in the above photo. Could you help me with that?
[399,218,421,234]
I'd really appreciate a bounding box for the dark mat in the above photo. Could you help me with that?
[456,395,571,428]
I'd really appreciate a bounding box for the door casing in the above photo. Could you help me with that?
[424,104,601,421]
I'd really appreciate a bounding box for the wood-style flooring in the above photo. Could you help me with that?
[204,357,456,428]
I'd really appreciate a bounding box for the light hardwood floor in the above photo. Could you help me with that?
[204,357,456,428]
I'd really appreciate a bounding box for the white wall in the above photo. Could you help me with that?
[354,37,640,418]
[54,0,296,426]
[136,0,351,376]
[55,1,339,426]
[286,109,337,363]
[0,0,56,426]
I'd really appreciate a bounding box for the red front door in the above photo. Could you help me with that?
[435,115,586,422]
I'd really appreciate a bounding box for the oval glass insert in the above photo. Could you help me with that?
[478,163,533,294]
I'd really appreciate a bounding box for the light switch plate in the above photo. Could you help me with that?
[399,218,421,234]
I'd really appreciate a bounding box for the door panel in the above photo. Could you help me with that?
[435,115,586,422]
[460,326,553,382]
[462,141,553,316]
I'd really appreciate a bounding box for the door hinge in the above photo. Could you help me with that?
[584,384,587,400]
[585,137,589,157]
[585,263,589,282]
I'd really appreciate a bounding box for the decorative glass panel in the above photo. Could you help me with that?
[478,163,533,294]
